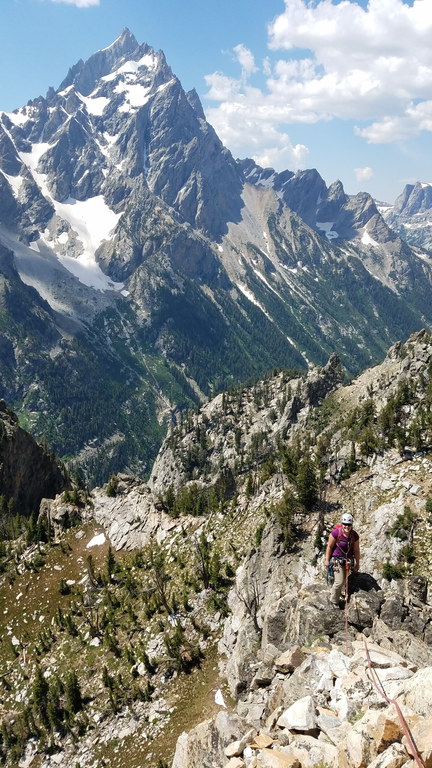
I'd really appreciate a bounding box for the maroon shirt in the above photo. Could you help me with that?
[331,526,359,558]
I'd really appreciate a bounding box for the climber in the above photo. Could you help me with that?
[325,512,360,608]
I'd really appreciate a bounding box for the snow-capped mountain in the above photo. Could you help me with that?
[1,29,432,482]
[380,181,432,252]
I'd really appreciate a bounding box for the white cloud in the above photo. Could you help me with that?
[204,0,432,170]
[356,99,432,142]
[233,44,257,79]
[354,167,374,182]
[267,0,432,135]
[205,83,309,170]
[49,0,100,6]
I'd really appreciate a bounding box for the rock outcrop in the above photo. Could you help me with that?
[0,399,68,517]
[171,511,432,768]
[149,355,344,496]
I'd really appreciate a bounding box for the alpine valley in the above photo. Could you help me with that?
[1,28,432,483]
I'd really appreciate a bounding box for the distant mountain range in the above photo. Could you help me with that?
[0,28,432,483]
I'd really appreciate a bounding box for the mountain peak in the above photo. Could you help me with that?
[58,28,141,96]
[113,27,137,50]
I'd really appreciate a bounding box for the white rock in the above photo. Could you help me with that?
[394,667,432,716]
[277,696,316,732]
[328,649,351,678]
[365,742,409,768]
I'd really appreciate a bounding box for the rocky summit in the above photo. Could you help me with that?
[382,181,432,251]
[1,30,432,482]
[1,331,432,768]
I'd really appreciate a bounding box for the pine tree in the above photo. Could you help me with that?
[296,455,318,510]
[32,666,49,725]
[47,679,63,732]
[64,670,82,715]
[106,546,116,581]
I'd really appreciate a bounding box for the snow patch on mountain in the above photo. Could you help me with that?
[19,142,51,197]
[115,82,152,110]
[316,221,339,240]
[361,229,379,246]
[18,141,123,291]
[2,109,29,126]
[1,170,24,198]
[40,196,123,291]
[237,282,272,320]
[79,93,110,116]
[253,268,283,301]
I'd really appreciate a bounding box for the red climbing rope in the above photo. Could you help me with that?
[363,639,424,768]
[340,555,422,766]
[343,573,423,766]
[344,559,350,655]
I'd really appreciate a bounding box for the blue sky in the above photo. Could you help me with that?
[1,0,431,203]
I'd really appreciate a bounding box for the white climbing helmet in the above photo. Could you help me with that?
[341,512,353,525]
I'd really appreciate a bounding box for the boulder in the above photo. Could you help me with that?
[276,734,339,768]
[351,640,416,670]
[348,590,385,629]
[370,619,432,669]
[402,717,432,768]
[274,648,307,675]
[368,712,404,753]
[340,708,409,768]
[330,671,374,721]
[276,696,316,732]
[316,708,342,733]
[257,749,300,768]
[394,667,432,716]
[365,743,410,768]
[328,648,351,678]
[223,759,246,768]
[251,734,275,749]
[172,712,251,768]
[225,729,256,758]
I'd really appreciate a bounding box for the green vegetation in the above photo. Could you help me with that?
[382,507,417,580]
[388,507,416,540]
[0,518,237,767]
[382,560,405,581]
[273,489,301,551]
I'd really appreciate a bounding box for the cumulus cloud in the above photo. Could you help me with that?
[354,167,374,182]
[204,0,432,170]
[206,98,309,169]
[267,0,432,125]
[356,99,432,142]
[49,0,100,6]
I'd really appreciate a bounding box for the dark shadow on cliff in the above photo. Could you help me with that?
[348,571,381,594]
